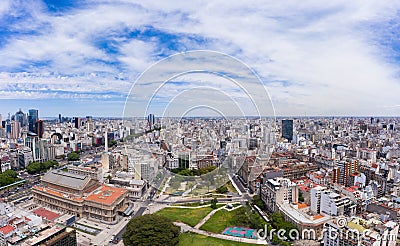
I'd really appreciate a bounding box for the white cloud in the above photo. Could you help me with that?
[1,0,400,116]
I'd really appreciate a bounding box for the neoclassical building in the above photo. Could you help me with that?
[32,170,128,224]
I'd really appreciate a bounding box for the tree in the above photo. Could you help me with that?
[26,162,41,174]
[26,160,59,174]
[109,140,118,147]
[270,212,297,239]
[67,152,80,161]
[251,195,264,208]
[210,197,218,209]
[271,234,282,245]
[216,186,228,194]
[123,214,180,246]
[3,170,17,179]
[0,169,19,186]
[298,192,304,202]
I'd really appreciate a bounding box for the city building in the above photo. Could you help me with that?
[9,121,20,140]
[282,119,293,142]
[261,177,298,212]
[28,109,38,134]
[36,120,44,138]
[323,217,398,246]
[32,170,128,224]
[67,163,103,181]
[14,109,27,127]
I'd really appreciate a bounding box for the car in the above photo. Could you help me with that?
[112,239,119,244]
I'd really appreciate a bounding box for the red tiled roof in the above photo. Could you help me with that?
[313,214,324,220]
[298,203,308,209]
[33,208,61,221]
[345,187,356,193]
[0,225,15,235]
[85,185,127,205]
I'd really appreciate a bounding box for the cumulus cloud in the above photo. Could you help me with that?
[1,0,400,116]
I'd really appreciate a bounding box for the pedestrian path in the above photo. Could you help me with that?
[194,204,243,229]
[194,206,225,229]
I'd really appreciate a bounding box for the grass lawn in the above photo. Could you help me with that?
[179,232,259,246]
[173,201,206,207]
[155,207,213,227]
[225,181,237,193]
[200,209,236,233]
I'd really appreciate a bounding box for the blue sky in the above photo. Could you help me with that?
[1,0,400,117]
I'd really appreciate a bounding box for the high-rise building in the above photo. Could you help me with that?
[9,120,20,140]
[261,177,298,212]
[73,117,81,129]
[28,109,39,133]
[14,109,27,127]
[5,120,11,135]
[147,114,155,128]
[36,120,44,138]
[58,114,62,123]
[282,119,293,142]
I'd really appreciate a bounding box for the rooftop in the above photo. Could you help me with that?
[85,185,127,205]
[42,170,91,190]
[22,224,65,246]
[278,203,330,226]
[33,208,60,221]
[33,186,84,202]
[0,225,15,235]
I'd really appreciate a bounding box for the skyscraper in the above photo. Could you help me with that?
[147,114,155,128]
[36,120,44,138]
[282,119,293,142]
[28,109,39,133]
[10,120,20,140]
[59,113,62,123]
[15,109,27,127]
[73,117,81,129]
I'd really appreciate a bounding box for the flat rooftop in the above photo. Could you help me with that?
[278,203,330,226]
[22,224,65,246]
[33,208,60,221]
[85,185,127,205]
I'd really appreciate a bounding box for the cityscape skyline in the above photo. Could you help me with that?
[1,1,400,116]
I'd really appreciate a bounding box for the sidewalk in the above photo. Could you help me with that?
[194,204,243,229]
[194,206,224,229]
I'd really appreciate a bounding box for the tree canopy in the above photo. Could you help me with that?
[67,152,80,161]
[210,197,218,209]
[108,140,118,147]
[171,166,217,176]
[123,214,180,246]
[26,160,59,174]
[0,170,19,187]
[269,212,297,239]
[251,195,264,208]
